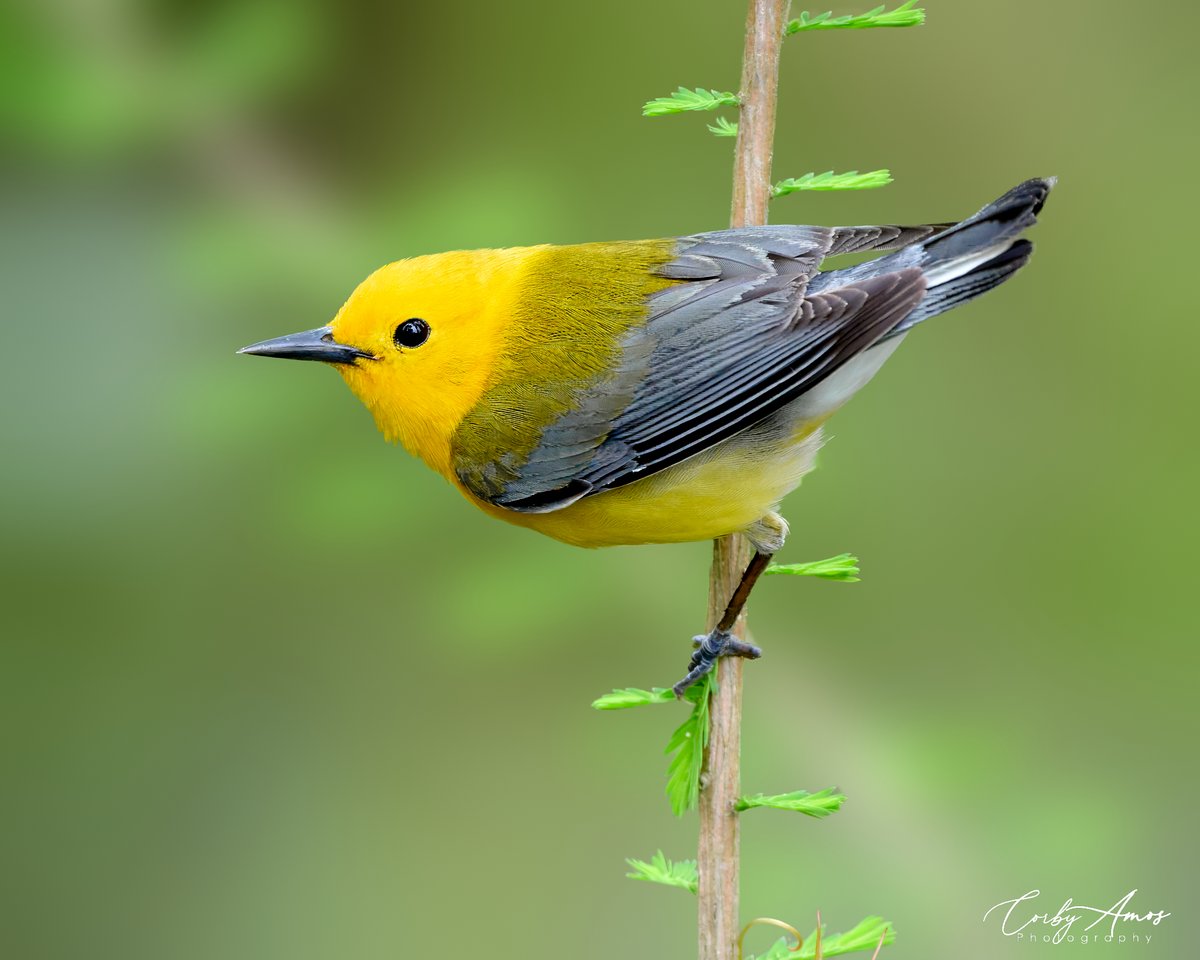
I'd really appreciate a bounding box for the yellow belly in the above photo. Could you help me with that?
[462,417,826,548]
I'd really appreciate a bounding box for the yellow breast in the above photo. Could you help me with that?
[460,414,827,548]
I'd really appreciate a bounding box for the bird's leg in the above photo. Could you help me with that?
[672,512,788,695]
[672,550,774,696]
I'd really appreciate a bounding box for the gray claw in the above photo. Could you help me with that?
[673,629,764,695]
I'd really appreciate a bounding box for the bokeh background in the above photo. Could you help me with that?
[2,1,1196,957]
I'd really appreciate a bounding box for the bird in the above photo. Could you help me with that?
[240,177,1052,693]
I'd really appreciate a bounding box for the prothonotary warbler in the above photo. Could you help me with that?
[241,177,1052,691]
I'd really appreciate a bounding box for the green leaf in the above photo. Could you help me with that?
[735,787,846,817]
[593,677,710,816]
[772,170,893,197]
[591,687,676,710]
[707,116,739,137]
[800,917,897,958]
[765,553,861,582]
[786,0,924,33]
[643,86,740,117]
[665,674,712,816]
[749,938,803,960]
[625,850,698,894]
[749,918,896,960]
[750,940,788,960]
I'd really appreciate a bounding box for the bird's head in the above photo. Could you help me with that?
[239,247,537,474]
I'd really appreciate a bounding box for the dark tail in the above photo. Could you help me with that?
[812,177,1054,335]
[920,177,1052,268]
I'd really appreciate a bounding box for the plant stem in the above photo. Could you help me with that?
[697,2,788,958]
[730,0,788,230]
[697,535,751,960]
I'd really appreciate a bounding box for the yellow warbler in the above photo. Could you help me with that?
[241,178,1052,690]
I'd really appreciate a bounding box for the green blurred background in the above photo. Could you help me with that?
[2,1,1195,957]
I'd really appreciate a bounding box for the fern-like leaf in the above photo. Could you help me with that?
[800,917,896,958]
[765,553,861,582]
[786,1,924,34]
[772,170,892,197]
[735,787,846,817]
[664,674,711,816]
[749,918,896,959]
[643,87,740,117]
[592,687,676,710]
[625,850,699,894]
[707,116,739,137]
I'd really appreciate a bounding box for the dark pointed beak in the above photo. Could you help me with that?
[237,325,375,364]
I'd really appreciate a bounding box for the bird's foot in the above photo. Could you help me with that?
[671,629,762,697]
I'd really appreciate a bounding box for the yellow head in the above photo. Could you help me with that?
[240,247,541,477]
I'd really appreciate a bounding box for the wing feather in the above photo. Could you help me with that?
[466,225,928,513]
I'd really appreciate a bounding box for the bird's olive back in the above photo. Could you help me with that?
[450,239,678,500]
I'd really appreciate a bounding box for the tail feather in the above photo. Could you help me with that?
[894,239,1033,334]
[919,177,1052,269]
[807,177,1053,332]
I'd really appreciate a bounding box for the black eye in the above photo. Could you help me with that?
[393,318,430,349]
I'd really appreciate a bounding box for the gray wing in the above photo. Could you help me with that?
[471,225,928,513]
[827,221,955,256]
